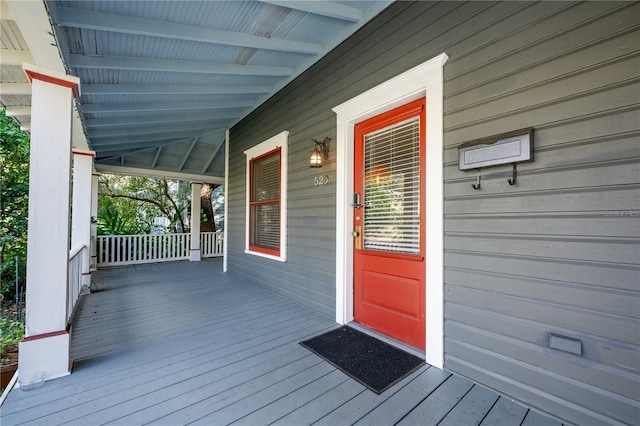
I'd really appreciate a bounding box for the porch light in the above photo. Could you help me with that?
[309,137,330,168]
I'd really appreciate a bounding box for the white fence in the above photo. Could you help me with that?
[97,231,223,267]
[67,244,85,323]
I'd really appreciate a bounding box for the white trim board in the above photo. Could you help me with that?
[243,130,289,263]
[332,53,448,369]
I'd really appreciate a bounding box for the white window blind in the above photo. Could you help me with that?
[250,149,280,251]
[363,117,420,254]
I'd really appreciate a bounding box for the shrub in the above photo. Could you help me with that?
[0,317,24,364]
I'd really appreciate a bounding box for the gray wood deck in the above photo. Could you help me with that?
[0,259,562,425]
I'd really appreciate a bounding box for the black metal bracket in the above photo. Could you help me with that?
[507,164,517,186]
[472,170,481,190]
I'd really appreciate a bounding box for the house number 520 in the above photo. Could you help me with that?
[314,175,329,186]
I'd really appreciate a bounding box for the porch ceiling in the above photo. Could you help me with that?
[0,0,392,180]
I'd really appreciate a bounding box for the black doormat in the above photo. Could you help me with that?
[300,326,424,394]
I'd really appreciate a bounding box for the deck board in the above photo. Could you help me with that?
[0,259,563,425]
[271,377,366,426]
[395,374,474,425]
[522,410,563,426]
[480,397,529,425]
[225,369,350,425]
[354,366,452,426]
[113,353,322,425]
[438,384,499,426]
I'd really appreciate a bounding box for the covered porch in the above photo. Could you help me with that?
[0,259,560,425]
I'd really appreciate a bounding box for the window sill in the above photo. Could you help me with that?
[244,249,286,263]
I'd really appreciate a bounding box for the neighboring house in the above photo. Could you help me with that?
[226,2,639,425]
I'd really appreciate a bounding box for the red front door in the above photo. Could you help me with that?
[353,98,426,350]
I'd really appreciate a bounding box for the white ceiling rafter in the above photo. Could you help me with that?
[54,7,322,55]
[82,100,253,114]
[0,1,12,19]
[201,142,224,174]
[91,129,220,146]
[69,55,294,77]
[98,146,177,160]
[96,136,207,159]
[83,114,237,128]
[0,49,34,64]
[151,146,162,168]
[178,138,199,171]
[97,146,182,158]
[260,1,363,22]
[82,84,272,96]
[4,106,30,116]
[89,123,223,139]
[5,1,64,72]
[98,146,162,159]
[1,0,89,150]
[0,83,32,95]
[0,0,393,178]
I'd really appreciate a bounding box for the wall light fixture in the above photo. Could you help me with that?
[309,137,330,168]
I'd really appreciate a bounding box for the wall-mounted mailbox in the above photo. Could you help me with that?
[458,128,534,171]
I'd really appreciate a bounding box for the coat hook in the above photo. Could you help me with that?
[472,170,481,190]
[507,164,517,186]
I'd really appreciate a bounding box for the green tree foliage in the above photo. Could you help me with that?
[0,316,24,363]
[0,110,29,300]
[98,174,191,235]
[97,196,145,235]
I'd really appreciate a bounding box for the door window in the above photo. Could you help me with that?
[363,117,421,254]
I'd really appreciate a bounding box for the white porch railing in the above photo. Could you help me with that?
[97,231,223,267]
[200,231,224,258]
[67,244,85,323]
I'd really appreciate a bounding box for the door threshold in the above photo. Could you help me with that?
[347,322,426,360]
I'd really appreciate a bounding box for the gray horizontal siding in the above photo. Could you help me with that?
[227,1,640,424]
[439,1,640,425]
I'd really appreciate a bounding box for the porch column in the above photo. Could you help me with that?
[19,64,80,381]
[71,149,95,293]
[190,182,202,261]
[90,173,100,271]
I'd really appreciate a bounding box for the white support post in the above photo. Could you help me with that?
[223,130,229,272]
[190,182,202,261]
[90,173,100,271]
[19,64,80,381]
[71,149,95,292]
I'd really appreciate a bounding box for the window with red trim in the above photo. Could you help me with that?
[249,148,281,256]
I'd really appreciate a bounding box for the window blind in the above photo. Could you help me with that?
[250,149,280,251]
[363,117,420,254]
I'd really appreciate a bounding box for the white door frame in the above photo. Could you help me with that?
[333,53,448,369]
